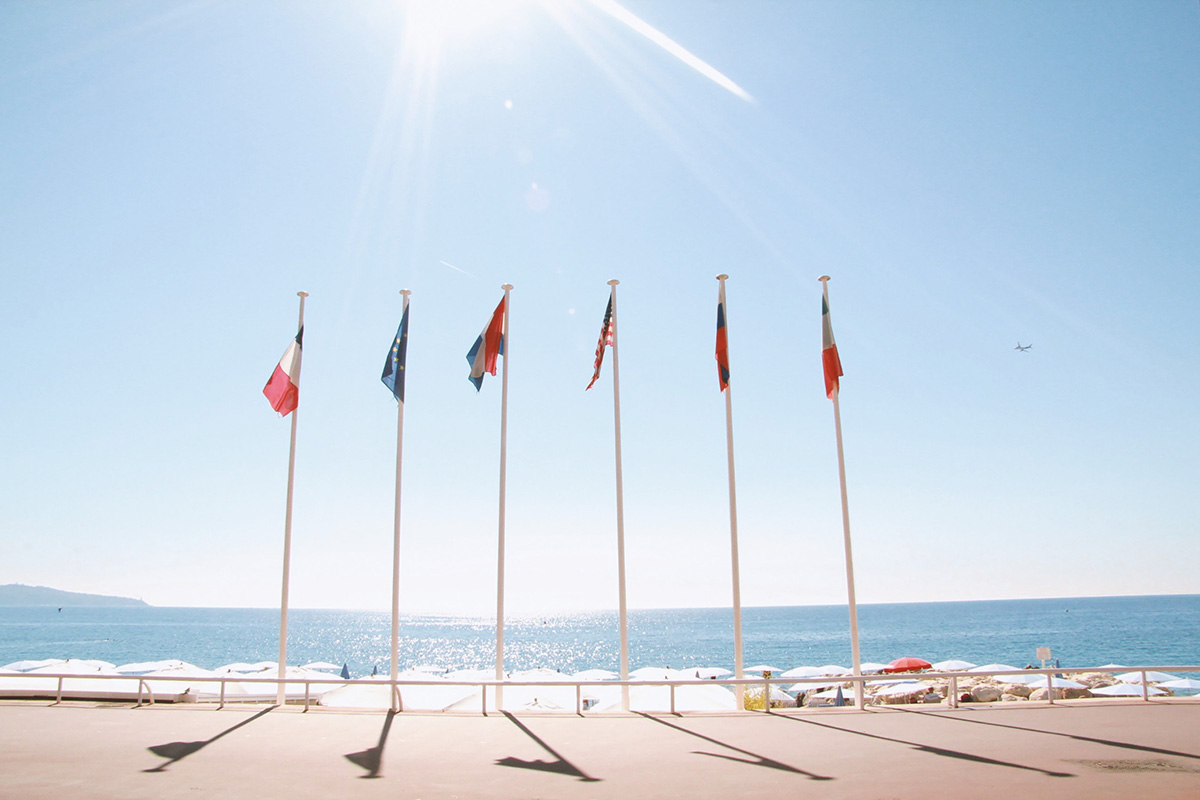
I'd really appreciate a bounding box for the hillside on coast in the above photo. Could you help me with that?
[0,584,149,607]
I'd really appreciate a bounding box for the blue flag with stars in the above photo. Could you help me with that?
[381,298,409,403]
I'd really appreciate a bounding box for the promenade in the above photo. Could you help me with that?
[2,699,1199,799]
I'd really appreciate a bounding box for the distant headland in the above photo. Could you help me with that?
[0,584,149,607]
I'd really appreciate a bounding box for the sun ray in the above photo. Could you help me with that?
[584,0,754,102]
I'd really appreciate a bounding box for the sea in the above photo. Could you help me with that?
[2,595,1197,678]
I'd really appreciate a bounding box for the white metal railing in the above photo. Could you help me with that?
[1,665,1196,714]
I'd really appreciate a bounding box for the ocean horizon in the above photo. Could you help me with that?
[3,594,1197,679]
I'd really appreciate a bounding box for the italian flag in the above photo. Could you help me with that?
[264,327,303,416]
[821,297,842,399]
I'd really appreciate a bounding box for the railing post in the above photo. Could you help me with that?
[576,684,582,716]
[56,676,63,704]
[482,683,488,717]
[949,676,958,708]
[670,683,676,715]
[219,678,226,709]
[304,681,310,712]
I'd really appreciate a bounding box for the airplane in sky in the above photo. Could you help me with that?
[1014,342,1033,352]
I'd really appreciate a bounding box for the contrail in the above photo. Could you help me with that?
[439,259,475,277]
[586,0,754,102]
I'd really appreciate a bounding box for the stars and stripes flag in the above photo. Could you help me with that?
[822,295,843,398]
[381,296,410,403]
[586,296,615,390]
[263,326,303,416]
[466,296,506,391]
[715,286,730,391]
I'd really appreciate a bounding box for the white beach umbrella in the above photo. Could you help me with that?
[1091,683,1166,697]
[28,659,115,675]
[572,669,619,681]
[690,667,732,680]
[1159,678,1200,692]
[743,665,783,675]
[116,659,193,674]
[1116,670,1178,684]
[630,667,687,681]
[932,659,977,671]
[2,659,65,672]
[787,681,845,694]
[216,662,265,673]
[814,664,851,676]
[969,664,1021,675]
[874,681,929,698]
[300,662,342,672]
[511,667,574,682]
[859,662,890,674]
[781,666,824,679]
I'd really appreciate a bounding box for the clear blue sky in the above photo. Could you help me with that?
[2,0,1197,614]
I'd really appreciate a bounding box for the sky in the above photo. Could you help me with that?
[2,0,1197,615]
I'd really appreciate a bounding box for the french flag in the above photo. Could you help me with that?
[821,296,843,399]
[264,326,303,416]
[466,297,506,391]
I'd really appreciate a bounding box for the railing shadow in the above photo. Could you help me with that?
[496,711,600,782]
[774,712,1075,778]
[636,712,832,781]
[344,709,396,778]
[144,705,276,772]
[885,704,1200,761]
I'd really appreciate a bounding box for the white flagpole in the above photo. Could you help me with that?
[819,276,862,707]
[390,290,411,712]
[717,275,744,710]
[607,279,630,712]
[277,290,308,706]
[495,283,513,710]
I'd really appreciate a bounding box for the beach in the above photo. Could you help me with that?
[3,698,1200,799]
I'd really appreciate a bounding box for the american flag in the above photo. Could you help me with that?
[586,296,615,390]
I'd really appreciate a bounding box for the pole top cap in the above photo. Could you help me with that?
[400,289,412,296]
[818,275,831,283]
[502,283,514,290]
[716,273,729,281]
[297,291,310,297]
[607,279,620,286]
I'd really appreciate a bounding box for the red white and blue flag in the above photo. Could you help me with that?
[715,287,730,391]
[264,326,303,416]
[822,296,843,398]
[586,296,614,390]
[466,296,506,391]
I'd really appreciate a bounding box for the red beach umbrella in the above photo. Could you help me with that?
[884,657,932,674]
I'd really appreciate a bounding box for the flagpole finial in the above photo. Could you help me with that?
[502,283,514,291]
[400,289,412,296]
[716,274,728,281]
[608,279,619,286]
[818,276,831,283]
[297,291,309,297]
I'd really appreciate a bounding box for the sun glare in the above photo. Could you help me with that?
[399,0,537,58]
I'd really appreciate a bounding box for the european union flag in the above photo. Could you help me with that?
[381,298,409,403]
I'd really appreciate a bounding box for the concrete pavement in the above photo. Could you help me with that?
[2,698,1199,798]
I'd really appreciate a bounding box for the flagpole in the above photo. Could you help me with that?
[819,276,862,706]
[495,283,513,710]
[277,290,308,706]
[606,279,629,712]
[716,275,744,710]
[390,289,411,712]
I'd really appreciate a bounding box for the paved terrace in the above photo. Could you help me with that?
[2,699,1199,799]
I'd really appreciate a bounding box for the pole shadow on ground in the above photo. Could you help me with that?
[345,709,396,778]
[773,712,1075,778]
[495,711,600,782]
[886,705,1200,762]
[636,712,832,781]
[144,705,276,773]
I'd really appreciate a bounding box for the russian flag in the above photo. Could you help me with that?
[821,296,843,399]
[715,289,730,391]
[466,297,506,391]
[264,326,303,416]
